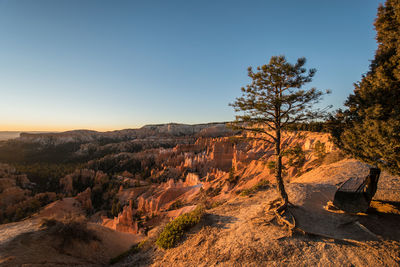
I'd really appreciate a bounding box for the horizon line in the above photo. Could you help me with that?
[0,121,231,133]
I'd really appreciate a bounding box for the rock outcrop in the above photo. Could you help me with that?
[209,140,235,172]
[103,200,139,234]
[136,174,202,215]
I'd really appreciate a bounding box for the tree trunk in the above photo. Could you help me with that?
[275,128,289,205]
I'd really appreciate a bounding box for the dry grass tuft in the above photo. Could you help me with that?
[40,216,99,248]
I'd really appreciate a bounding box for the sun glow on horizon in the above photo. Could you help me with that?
[0,123,143,132]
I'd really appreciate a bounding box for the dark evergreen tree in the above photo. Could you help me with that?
[231,55,329,208]
[330,0,400,174]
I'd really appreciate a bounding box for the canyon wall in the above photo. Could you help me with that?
[102,131,338,234]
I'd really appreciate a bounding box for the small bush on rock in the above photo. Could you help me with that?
[313,141,326,159]
[228,167,239,185]
[267,161,275,174]
[156,205,205,249]
[284,144,306,168]
[40,216,99,248]
[168,200,185,211]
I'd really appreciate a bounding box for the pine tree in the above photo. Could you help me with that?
[330,0,400,174]
[231,55,329,208]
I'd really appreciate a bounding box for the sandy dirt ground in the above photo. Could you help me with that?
[0,221,143,266]
[0,197,144,266]
[120,160,400,266]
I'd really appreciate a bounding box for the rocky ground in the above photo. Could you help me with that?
[119,159,400,267]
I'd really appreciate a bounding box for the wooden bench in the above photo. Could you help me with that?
[333,168,381,213]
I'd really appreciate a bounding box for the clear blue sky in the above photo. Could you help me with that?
[0,0,383,131]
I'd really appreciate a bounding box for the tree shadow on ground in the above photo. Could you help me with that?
[202,213,238,229]
[357,200,400,241]
[291,198,400,243]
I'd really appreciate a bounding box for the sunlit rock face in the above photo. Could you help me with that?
[102,200,139,234]
[119,132,338,230]
[209,141,235,172]
[192,138,236,173]
[136,173,202,215]
[105,172,203,234]
[21,129,342,237]
[185,173,200,186]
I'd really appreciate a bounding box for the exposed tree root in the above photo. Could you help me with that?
[265,199,380,246]
[275,209,296,231]
[275,202,287,214]
[265,198,296,232]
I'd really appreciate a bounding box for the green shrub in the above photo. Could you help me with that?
[156,205,205,249]
[13,162,80,193]
[228,167,239,185]
[0,192,59,224]
[267,161,275,170]
[284,144,306,168]
[168,200,185,211]
[313,141,326,159]
[240,180,270,196]
[284,121,328,132]
[267,161,276,174]
[205,186,222,197]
